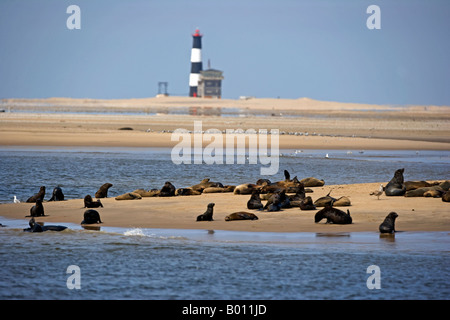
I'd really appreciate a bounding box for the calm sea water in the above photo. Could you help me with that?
[0,147,449,300]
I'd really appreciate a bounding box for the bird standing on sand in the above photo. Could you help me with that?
[370,184,384,200]
[14,196,20,203]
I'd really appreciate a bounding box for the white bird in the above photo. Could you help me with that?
[13,196,20,203]
[325,153,329,158]
[370,184,384,200]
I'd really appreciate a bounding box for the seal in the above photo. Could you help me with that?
[379,212,398,233]
[313,191,336,207]
[48,186,64,201]
[176,188,202,196]
[314,206,352,224]
[234,183,260,195]
[300,177,325,187]
[84,194,103,208]
[23,217,67,232]
[26,186,46,203]
[225,211,259,221]
[95,183,113,198]
[190,178,224,192]
[405,181,435,191]
[133,189,160,197]
[299,196,316,210]
[289,184,306,207]
[247,190,264,210]
[385,168,406,196]
[405,186,444,197]
[158,181,176,197]
[27,199,46,217]
[196,203,215,221]
[115,192,142,200]
[81,209,102,224]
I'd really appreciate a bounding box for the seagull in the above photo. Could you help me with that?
[370,184,384,200]
[14,196,20,203]
[325,153,329,158]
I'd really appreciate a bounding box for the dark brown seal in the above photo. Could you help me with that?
[81,209,102,224]
[27,199,45,217]
[247,190,264,210]
[379,212,398,233]
[26,186,46,203]
[442,191,450,202]
[158,181,176,197]
[225,211,259,221]
[314,206,352,224]
[84,195,103,208]
[48,186,64,201]
[385,168,406,196]
[299,196,316,210]
[95,183,113,198]
[196,203,215,221]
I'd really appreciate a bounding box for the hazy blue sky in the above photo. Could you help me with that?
[1,0,449,105]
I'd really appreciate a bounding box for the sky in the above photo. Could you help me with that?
[0,0,449,105]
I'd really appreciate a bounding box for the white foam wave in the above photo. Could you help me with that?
[123,228,146,236]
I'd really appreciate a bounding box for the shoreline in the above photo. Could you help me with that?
[1,182,449,233]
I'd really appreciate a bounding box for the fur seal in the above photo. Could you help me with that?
[190,178,224,192]
[23,217,67,232]
[133,189,160,197]
[95,183,113,198]
[27,199,45,217]
[176,188,202,196]
[385,168,406,196]
[26,186,46,203]
[225,211,259,221]
[159,181,176,197]
[84,195,103,208]
[379,212,398,233]
[405,181,435,191]
[196,203,215,221]
[48,186,64,201]
[299,196,316,210]
[202,186,234,193]
[300,177,325,187]
[81,209,102,224]
[115,192,142,200]
[314,206,352,224]
[442,191,450,202]
[313,191,336,207]
[256,178,271,186]
[247,190,264,210]
[234,183,260,195]
[289,184,306,207]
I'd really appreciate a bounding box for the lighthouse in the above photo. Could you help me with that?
[189,29,203,97]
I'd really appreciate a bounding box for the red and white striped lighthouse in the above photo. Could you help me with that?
[189,29,203,97]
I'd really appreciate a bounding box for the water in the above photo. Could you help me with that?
[0,218,449,300]
[0,147,449,300]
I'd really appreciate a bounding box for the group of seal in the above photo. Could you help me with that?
[25,186,65,203]
[196,202,259,222]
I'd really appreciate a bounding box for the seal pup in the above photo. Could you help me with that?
[27,199,45,217]
[48,186,64,201]
[196,203,215,221]
[26,186,46,203]
[314,206,352,224]
[95,183,113,198]
[379,212,398,233]
[84,195,103,208]
[225,212,259,221]
[158,181,176,197]
[23,217,67,232]
[385,168,406,196]
[81,209,102,224]
[247,190,264,210]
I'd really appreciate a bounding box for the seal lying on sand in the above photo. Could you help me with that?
[176,188,202,196]
[84,195,103,208]
[115,192,142,200]
[158,181,176,197]
[234,183,260,195]
[23,217,67,232]
[190,179,224,192]
[314,206,352,224]
[27,199,45,217]
[442,191,450,202]
[300,177,325,187]
[133,189,160,197]
[263,192,283,211]
[225,212,259,221]
[48,186,64,201]
[81,209,102,224]
[405,181,450,197]
[247,190,264,210]
[95,183,113,198]
[385,168,406,196]
[196,203,215,221]
[26,186,46,203]
[379,212,398,233]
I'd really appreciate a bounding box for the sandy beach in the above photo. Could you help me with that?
[0,96,449,232]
